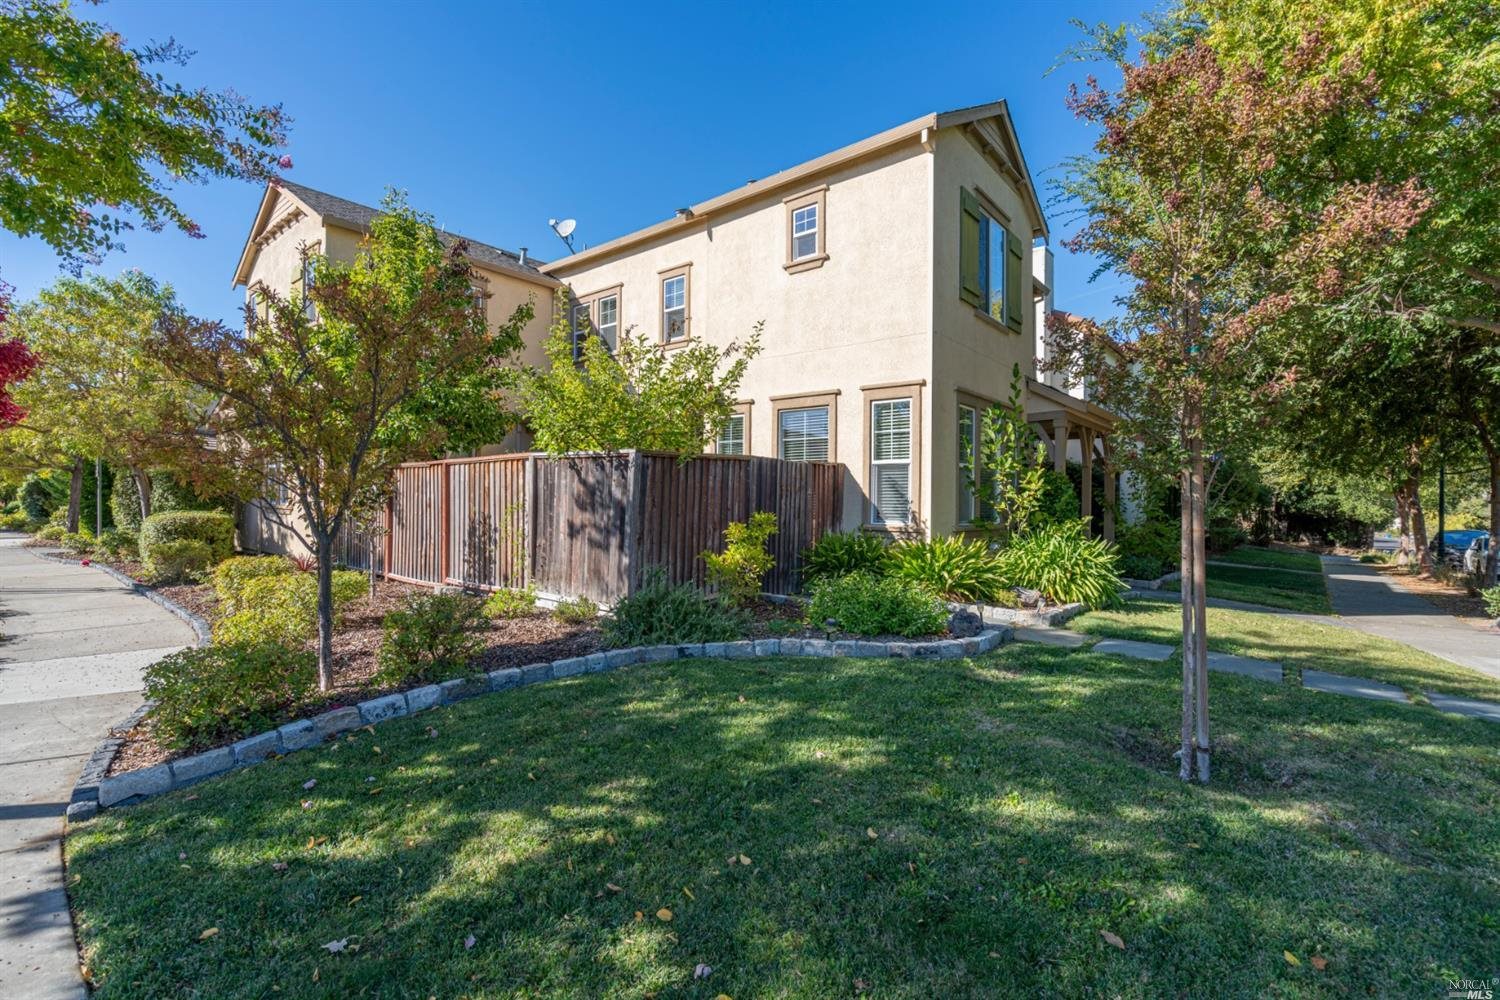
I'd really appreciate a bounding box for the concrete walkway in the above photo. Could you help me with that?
[1320,556,1498,681]
[0,536,194,1000]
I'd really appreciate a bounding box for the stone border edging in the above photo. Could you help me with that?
[81,626,1014,814]
[1123,570,1181,591]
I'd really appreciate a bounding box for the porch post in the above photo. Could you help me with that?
[1052,418,1069,474]
[1101,435,1116,542]
[1080,427,1095,533]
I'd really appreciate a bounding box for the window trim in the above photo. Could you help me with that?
[957,402,979,527]
[960,186,1025,334]
[861,381,923,530]
[572,283,623,357]
[771,390,839,463]
[955,387,1001,530]
[783,186,828,273]
[714,401,752,456]
[658,263,691,346]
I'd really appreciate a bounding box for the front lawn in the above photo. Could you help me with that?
[1213,546,1324,573]
[1076,599,1500,702]
[1167,562,1331,613]
[68,647,1499,998]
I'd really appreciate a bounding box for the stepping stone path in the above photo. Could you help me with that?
[1424,692,1500,723]
[1012,627,1089,648]
[1302,669,1408,705]
[1090,638,1176,661]
[1206,651,1283,683]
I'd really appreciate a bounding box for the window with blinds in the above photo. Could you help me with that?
[717,412,746,455]
[870,398,912,525]
[778,406,828,462]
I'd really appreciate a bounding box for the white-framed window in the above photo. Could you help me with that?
[958,403,979,524]
[778,406,829,462]
[870,398,912,525]
[596,294,618,348]
[717,412,746,455]
[791,203,819,261]
[662,274,687,342]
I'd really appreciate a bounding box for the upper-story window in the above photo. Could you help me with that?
[596,294,618,345]
[959,188,1024,332]
[660,265,690,344]
[571,286,622,361]
[471,285,488,321]
[784,186,828,272]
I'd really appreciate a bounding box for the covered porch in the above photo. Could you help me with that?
[1024,378,1119,541]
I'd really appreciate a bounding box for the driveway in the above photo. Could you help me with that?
[1320,555,1499,681]
[0,535,194,1000]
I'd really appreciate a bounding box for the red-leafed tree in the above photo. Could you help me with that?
[0,281,40,427]
[1048,24,1428,782]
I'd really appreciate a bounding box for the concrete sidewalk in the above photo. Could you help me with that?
[0,536,194,1000]
[1320,556,1498,681]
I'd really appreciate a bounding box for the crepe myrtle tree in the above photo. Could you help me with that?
[1048,23,1427,782]
[153,194,531,691]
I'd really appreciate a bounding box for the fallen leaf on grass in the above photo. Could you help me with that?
[301,800,313,810]
[738,854,751,866]
[178,851,186,860]
[303,779,317,790]
[463,934,476,950]
[1100,930,1125,950]
[866,828,878,840]
[368,787,383,796]
[656,908,674,922]
[694,963,713,979]
[682,886,695,900]
[1310,955,1328,971]
[1283,951,1301,966]
[198,927,219,941]
[322,938,348,954]
[634,910,644,922]
[183,794,199,801]
[605,883,623,893]
[347,895,362,906]
[271,862,288,872]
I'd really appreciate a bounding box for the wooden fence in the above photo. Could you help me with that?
[379,451,843,604]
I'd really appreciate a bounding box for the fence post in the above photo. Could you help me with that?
[622,450,643,597]
[523,454,537,589]
[439,462,451,584]
[382,496,393,580]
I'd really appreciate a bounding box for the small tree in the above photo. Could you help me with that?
[963,363,1049,541]
[0,281,39,428]
[511,290,761,455]
[153,195,529,691]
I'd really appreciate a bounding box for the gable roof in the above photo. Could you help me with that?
[542,99,1049,277]
[232,180,557,288]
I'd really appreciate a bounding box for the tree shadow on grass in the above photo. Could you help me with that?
[65,646,1500,999]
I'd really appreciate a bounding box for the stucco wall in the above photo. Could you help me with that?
[928,126,1041,537]
[549,143,935,533]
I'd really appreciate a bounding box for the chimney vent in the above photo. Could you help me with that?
[518,247,528,265]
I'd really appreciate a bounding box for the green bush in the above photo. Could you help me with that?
[150,470,220,514]
[141,510,235,566]
[808,572,948,638]
[212,555,295,615]
[19,473,65,520]
[702,511,777,607]
[145,538,213,584]
[553,594,600,625]
[1482,586,1500,619]
[800,531,887,585]
[214,570,365,646]
[483,586,538,620]
[94,528,138,561]
[996,521,1124,609]
[377,592,487,684]
[35,523,66,541]
[1206,518,1247,553]
[60,529,95,553]
[0,510,34,531]
[603,568,746,648]
[144,643,316,749]
[109,467,143,534]
[1116,521,1179,579]
[1037,469,1081,528]
[884,535,1006,602]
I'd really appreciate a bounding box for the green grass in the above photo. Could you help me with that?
[1076,599,1500,703]
[1166,562,1331,614]
[68,650,1499,999]
[1213,546,1323,573]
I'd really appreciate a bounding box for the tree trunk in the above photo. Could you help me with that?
[66,457,83,533]
[132,466,153,522]
[315,536,336,692]
[1190,439,1211,784]
[1179,467,1196,783]
[1408,469,1432,575]
[1394,485,1412,566]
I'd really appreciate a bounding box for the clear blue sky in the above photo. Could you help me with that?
[1,0,1139,325]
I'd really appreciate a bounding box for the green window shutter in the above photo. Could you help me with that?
[959,188,983,307]
[1005,228,1025,332]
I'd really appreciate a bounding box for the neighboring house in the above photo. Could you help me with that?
[542,100,1117,539]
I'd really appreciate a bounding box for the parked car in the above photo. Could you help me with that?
[1429,529,1486,567]
[1462,535,1490,576]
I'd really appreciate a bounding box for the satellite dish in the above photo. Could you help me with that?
[553,218,576,238]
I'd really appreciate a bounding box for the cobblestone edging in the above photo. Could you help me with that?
[78,626,1014,815]
[1122,571,1182,592]
[968,601,1087,629]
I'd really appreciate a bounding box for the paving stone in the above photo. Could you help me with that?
[277,718,319,751]
[170,747,235,786]
[913,641,944,659]
[233,730,282,766]
[359,693,409,724]
[551,656,589,678]
[719,641,756,659]
[1092,638,1176,662]
[637,645,680,663]
[932,639,966,659]
[311,706,363,739]
[1302,669,1408,704]
[405,684,443,712]
[776,639,802,656]
[439,675,489,703]
[98,763,173,807]
[581,652,609,673]
[487,668,522,691]
[676,643,705,658]
[1014,627,1088,648]
[978,627,1011,651]
[800,638,835,657]
[605,648,641,669]
[1206,651,1282,683]
[753,638,782,657]
[520,662,553,684]
[885,642,916,658]
[703,642,730,658]
[1424,692,1500,723]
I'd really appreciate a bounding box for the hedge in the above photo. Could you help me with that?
[140,510,236,566]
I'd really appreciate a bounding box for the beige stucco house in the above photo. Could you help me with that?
[542,100,1116,539]
[233,101,1119,557]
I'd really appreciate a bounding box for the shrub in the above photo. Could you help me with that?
[94,528,138,560]
[35,523,65,541]
[214,570,366,646]
[19,473,65,520]
[553,594,599,624]
[1482,585,1500,619]
[702,511,777,607]
[60,529,95,553]
[140,510,235,566]
[884,535,1006,602]
[603,568,746,648]
[800,531,887,585]
[0,510,34,531]
[109,466,144,534]
[144,538,213,584]
[212,555,294,615]
[996,521,1124,609]
[1206,518,1247,553]
[808,572,948,638]
[483,586,538,620]
[1037,469,1081,528]
[145,643,316,749]
[1116,520,1179,579]
[376,592,487,684]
